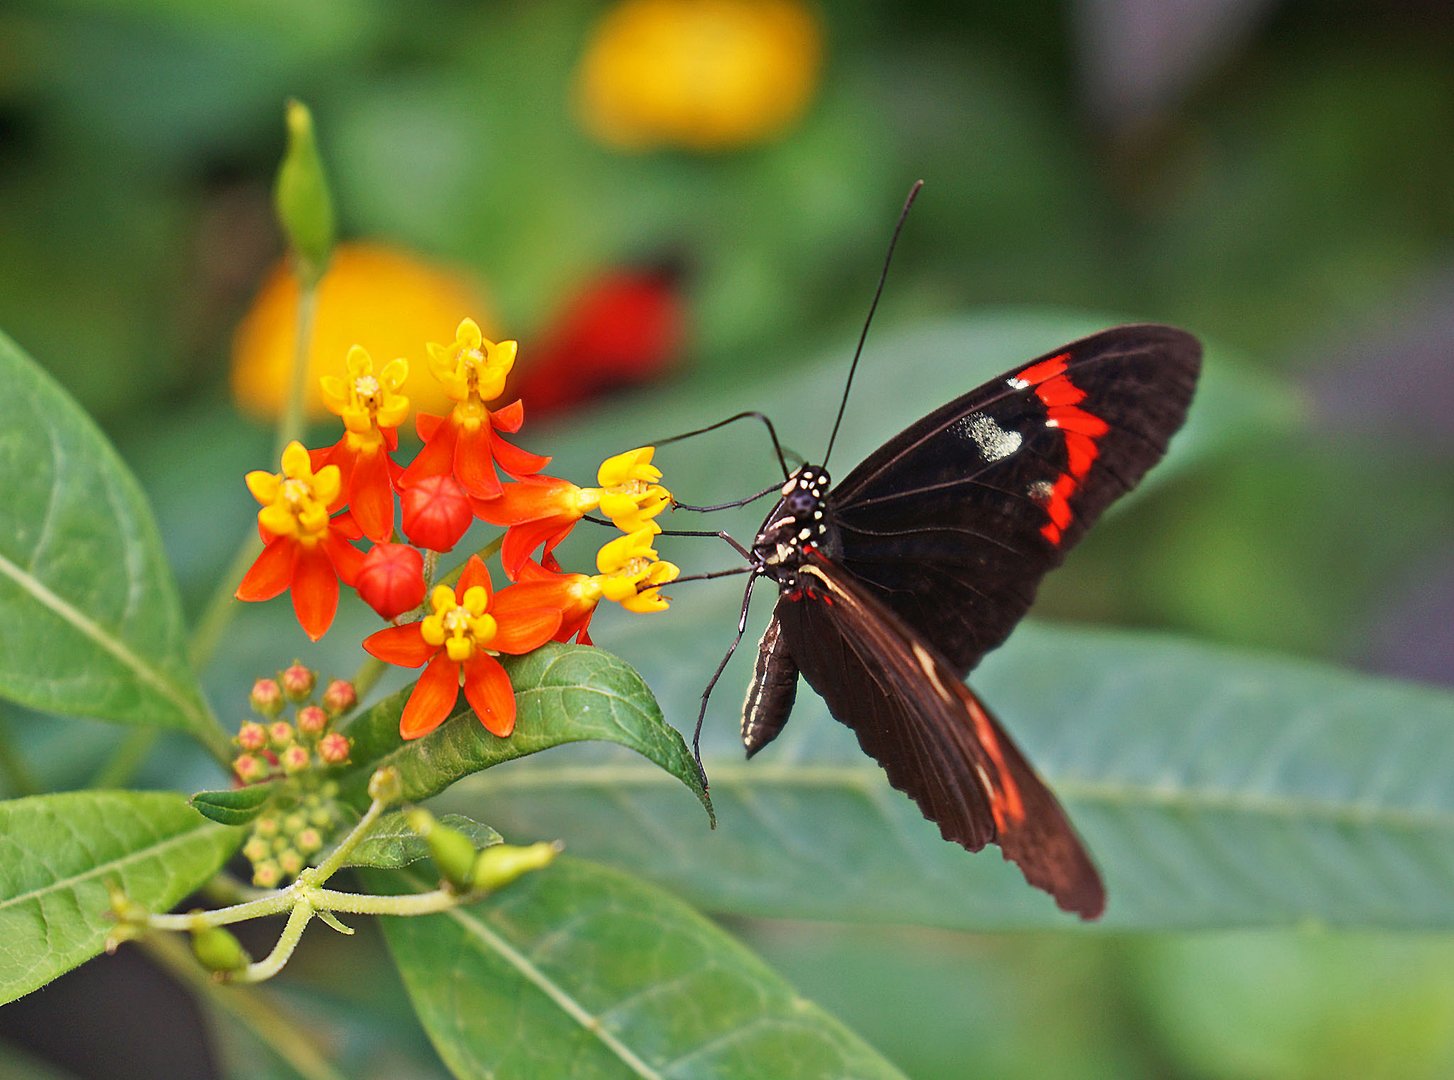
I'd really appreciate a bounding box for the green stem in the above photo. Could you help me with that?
[0,710,38,796]
[230,902,316,984]
[276,277,320,463]
[141,933,348,1080]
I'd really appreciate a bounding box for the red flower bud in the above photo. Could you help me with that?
[402,474,473,552]
[296,705,329,737]
[281,744,312,774]
[268,721,295,749]
[356,543,427,620]
[321,678,357,716]
[236,721,268,752]
[250,677,284,717]
[280,662,316,701]
[318,731,351,764]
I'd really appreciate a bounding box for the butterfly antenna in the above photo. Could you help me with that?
[653,411,792,481]
[822,179,924,469]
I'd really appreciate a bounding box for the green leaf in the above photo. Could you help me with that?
[339,642,711,823]
[0,790,241,1003]
[343,811,501,871]
[456,615,1454,931]
[373,857,905,1079]
[190,782,279,826]
[0,329,217,748]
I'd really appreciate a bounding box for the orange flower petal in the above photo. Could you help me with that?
[400,653,461,739]
[292,545,340,641]
[490,604,563,655]
[500,516,578,578]
[462,653,515,737]
[402,416,458,488]
[471,475,577,527]
[457,554,493,600]
[363,623,437,667]
[349,447,396,543]
[490,430,551,479]
[235,537,296,601]
[415,411,445,442]
[454,421,502,499]
[491,399,525,433]
[318,528,362,586]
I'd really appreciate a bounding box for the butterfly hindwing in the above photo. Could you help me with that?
[829,324,1200,675]
[775,557,1105,919]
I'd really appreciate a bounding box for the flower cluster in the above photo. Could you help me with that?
[237,318,680,743]
[231,666,358,887]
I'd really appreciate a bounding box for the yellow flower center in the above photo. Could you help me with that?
[427,319,517,405]
[247,441,340,542]
[420,584,497,662]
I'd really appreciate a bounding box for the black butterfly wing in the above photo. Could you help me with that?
[829,324,1200,676]
[775,557,1106,919]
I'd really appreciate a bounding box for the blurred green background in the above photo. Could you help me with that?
[2,0,1453,1077]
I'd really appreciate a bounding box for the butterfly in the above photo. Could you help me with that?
[725,323,1201,919]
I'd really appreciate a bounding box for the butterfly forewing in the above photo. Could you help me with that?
[829,324,1201,675]
[774,557,1105,919]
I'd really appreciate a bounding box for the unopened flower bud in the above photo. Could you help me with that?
[296,705,328,738]
[356,543,427,620]
[321,678,357,716]
[250,678,284,717]
[268,721,295,749]
[242,836,271,863]
[317,731,351,764]
[282,811,308,835]
[471,841,561,893]
[277,848,305,877]
[367,766,403,805]
[280,744,311,774]
[401,474,473,552]
[236,721,268,752]
[192,925,251,974]
[406,808,478,890]
[295,827,324,854]
[253,813,280,839]
[280,662,316,701]
[309,804,335,828]
[233,754,268,784]
[252,861,282,888]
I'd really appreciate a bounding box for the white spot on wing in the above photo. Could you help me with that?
[953,413,1023,462]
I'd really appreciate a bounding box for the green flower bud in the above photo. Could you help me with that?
[367,766,403,805]
[274,100,335,284]
[407,809,478,891]
[470,841,561,894]
[192,925,251,973]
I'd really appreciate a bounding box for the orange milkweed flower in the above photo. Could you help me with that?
[362,556,562,739]
[474,446,672,576]
[237,441,364,640]
[399,319,550,501]
[508,530,681,645]
[312,346,410,543]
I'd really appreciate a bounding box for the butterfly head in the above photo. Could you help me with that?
[752,465,835,578]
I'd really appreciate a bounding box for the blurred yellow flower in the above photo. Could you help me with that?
[576,0,822,152]
[231,242,491,420]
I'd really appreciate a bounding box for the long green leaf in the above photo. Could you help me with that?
[373,857,905,1079]
[0,329,214,744]
[451,612,1454,930]
[338,643,711,823]
[0,790,241,1003]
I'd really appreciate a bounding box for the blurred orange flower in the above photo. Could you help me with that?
[576,0,822,152]
[231,242,490,420]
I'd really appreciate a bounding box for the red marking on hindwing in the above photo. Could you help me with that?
[1018,355,1109,546]
[963,691,1026,830]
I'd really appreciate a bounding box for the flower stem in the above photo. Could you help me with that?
[229,901,316,984]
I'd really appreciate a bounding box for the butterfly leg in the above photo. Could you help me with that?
[690,571,761,786]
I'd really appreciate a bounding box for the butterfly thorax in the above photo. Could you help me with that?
[751,465,841,587]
